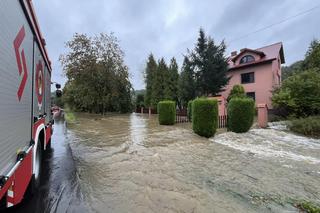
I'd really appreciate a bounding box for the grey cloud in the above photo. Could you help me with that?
[34,0,320,90]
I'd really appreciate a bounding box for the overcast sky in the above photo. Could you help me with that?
[33,0,320,90]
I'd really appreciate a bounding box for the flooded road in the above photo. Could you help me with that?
[6,118,87,213]
[67,113,320,213]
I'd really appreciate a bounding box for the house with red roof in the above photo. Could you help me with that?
[219,42,285,111]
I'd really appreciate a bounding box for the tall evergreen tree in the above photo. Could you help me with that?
[151,58,167,107]
[164,57,179,101]
[144,54,157,107]
[178,56,196,107]
[191,28,229,96]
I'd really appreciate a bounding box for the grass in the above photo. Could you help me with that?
[296,201,320,213]
[64,107,76,124]
[288,116,320,138]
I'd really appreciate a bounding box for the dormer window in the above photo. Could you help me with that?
[240,55,255,64]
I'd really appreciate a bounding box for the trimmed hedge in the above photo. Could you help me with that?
[227,98,255,133]
[187,100,193,121]
[158,101,176,125]
[192,98,218,138]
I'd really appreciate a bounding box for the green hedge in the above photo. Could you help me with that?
[227,98,255,133]
[187,100,193,121]
[158,101,176,125]
[289,116,320,138]
[192,98,218,138]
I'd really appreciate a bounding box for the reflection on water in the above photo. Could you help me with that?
[67,113,320,213]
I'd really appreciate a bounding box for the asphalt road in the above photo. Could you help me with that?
[4,118,87,213]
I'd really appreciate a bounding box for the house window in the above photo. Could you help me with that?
[240,55,255,64]
[246,92,255,101]
[241,72,255,84]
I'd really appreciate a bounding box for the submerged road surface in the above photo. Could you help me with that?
[5,113,320,212]
[67,113,320,213]
[6,118,87,213]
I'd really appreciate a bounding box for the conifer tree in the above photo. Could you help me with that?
[191,28,229,96]
[178,56,196,107]
[144,54,157,107]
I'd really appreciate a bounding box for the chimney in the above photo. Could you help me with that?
[231,51,237,56]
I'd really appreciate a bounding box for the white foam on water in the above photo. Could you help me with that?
[211,129,320,164]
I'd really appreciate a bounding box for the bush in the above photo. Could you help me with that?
[289,116,320,138]
[227,84,246,102]
[297,201,320,213]
[272,69,320,117]
[228,98,255,133]
[158,101,176,125]
[192,98,218,138]
[187,100,193,121]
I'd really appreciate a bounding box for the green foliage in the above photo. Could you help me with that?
[228,98,255,133]
[64,107,76,124]
[272,69,320,117]
[191,28,230,96]
[192,98,218,137]
[60,33,132,114]
[158,101,176,125]
[144,54,157,107]
[178,56,196,107]
[281,61,304,81]
[187,100,193,121]
[297,201,320,213]
[135,93,145,108]
[288,116,320,138]
[303,39,320,70]
[164,57,179,101]
[151,58,167,108]
[227,84,246,102]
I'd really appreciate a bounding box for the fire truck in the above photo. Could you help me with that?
[0,0,59,208]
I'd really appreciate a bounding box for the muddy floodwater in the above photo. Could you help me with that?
[66,113,320,213]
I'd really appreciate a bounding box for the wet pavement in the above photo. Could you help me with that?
[5,118,87,213]
[67,113,320,213]
[4,113,320,212]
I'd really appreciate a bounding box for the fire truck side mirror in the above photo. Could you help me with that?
[56,90,62,97]
[55,83,61,89]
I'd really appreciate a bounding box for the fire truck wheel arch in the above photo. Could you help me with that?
[33,124,45,176]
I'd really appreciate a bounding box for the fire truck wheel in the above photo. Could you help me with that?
[27,141,42,196]
[46,139,52,150]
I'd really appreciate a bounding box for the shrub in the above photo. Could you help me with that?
[288,116,320,138]
[228,98,255,133]
[227,84,246,102]
[297,201,320,213]
[158,101,176,125]
[187,100,193,121]
[192,98,218,138]
[272,69,320,117]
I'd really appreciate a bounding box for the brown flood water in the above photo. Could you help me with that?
[66,113,320,213]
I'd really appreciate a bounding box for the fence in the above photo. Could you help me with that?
[218,115,227,128]
[135,107,157,114]
[175,109,189,123]
[136,107,227,128]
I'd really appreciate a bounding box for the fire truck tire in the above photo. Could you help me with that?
[27,140,42,196]
[46,139,52,151]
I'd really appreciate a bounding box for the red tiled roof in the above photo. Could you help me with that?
[228,42,285,70]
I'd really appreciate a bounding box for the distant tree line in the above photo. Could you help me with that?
[144,29,229,109]
[60,33,132,113]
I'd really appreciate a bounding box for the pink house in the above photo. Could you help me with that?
[220,42,285,110]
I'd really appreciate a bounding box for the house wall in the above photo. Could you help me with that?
[220,62,275,108]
